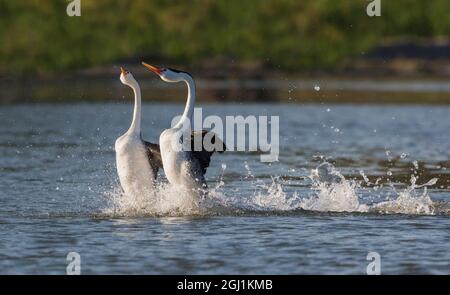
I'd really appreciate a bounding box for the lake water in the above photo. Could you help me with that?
[0,103,449,274]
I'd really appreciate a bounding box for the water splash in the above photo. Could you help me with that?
[299,163,369,212]
[242,177,300,211]
[371,175,438,215]
[103,183,202,217]
[300,162,439,215]
[101,161,445,217]
[102,163,234,217]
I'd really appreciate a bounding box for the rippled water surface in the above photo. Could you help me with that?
[0,103,449,274]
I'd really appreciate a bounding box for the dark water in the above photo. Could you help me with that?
[0,103,449,274]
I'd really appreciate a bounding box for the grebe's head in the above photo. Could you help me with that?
[119,67,137,86]
[141,62,191,83]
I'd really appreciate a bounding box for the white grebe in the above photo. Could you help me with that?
[141,62,225,191]
[115,67,162,197]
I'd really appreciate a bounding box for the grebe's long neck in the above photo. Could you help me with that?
[128,81,142,134]
[174,74,196,129]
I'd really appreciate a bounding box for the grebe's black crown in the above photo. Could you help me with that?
[168,68,192,77]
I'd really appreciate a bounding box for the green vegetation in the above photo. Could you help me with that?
[1,0,449,75]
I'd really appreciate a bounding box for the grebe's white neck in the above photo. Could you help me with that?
[127,80,141,134]
[174,73,196,129]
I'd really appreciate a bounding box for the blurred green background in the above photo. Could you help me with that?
[1,0,449,74]
[1,0,450,103]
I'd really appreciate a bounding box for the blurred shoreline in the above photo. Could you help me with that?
[2,76,450,105]
[2,41,450,104]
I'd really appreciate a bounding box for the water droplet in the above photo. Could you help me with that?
[314,85,320,91]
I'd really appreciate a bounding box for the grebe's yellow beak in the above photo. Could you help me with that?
[142,62,162,75]
[120,67,128,75]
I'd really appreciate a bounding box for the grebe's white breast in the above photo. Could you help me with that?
[115,133,155,197]
[159,128,203,189]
